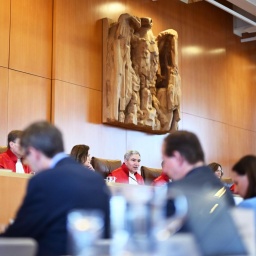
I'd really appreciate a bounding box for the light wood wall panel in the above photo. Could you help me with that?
[52,80,127,159]
[182,113,231,177]
[8,70,51,131]
[53,0,105,90]
[127,0,185,36]
[51,0,256,169]
[0,68,9,145]
[1,0,255,171]
[0,0,10,67]
[52,0,183,90]
[226,40,256,130]
[180,1,229,123]
[179,1,256,132]
[227,126,256,172]
[9,0,53,78]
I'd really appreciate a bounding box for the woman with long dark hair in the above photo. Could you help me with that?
[231,155,256,210]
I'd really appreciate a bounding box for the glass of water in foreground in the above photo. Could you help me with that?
[67,209,104,256]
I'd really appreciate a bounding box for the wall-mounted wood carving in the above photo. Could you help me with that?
[103,14,181,134]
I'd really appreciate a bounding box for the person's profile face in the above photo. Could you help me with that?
[161,143,181,181]
[162,156,178,180]
[83,153,91,167]
[125,154,141,174]
[214,166,222,179]
[10,138,23,158]
[231,171,249,198]
[22,147,39,173]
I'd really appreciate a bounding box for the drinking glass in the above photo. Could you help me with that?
[67,209,104,256]
[122,185,154,256]
[105,176,116,183]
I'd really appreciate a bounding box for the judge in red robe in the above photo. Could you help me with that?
[108,150,144,185]
[0,130,31,174]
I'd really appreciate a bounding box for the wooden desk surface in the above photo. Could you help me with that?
[0,171,32,225]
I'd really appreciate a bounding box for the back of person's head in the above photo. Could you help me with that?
[20,121,64,158]
[164,130,204,164]
[208,162,223,177]
[7,130,22,148]
[124,150,140,161]
[70,144,89,164]
[232,155,256,199]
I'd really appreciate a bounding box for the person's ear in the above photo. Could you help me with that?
[124,159,128,165]
[26,147,40,159]
[172,151,184,165]
[9,141,14,148]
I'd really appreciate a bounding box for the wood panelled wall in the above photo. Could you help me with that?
[0,0,256,177]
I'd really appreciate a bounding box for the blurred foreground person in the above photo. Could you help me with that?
[162,132,234,203]
[70,144,94,170]
[0,121,110,256]
[108,150,144,184]
[0,130,31,173]
[231,155,256,212]
[163,131,246,256]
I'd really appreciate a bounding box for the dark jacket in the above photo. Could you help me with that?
[1,157,110,256]
[167,166,246,256]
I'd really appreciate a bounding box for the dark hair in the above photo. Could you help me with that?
[70,144,89,164]
[232,155,256,199]
[7,130,22,149]
[164,130,204,164]
[208,162,223,177]
[20,121,64,158]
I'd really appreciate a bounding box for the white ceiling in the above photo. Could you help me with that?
[226,0,256,16]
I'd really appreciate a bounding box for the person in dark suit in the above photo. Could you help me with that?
[162,130,234,205]
[162,131,246,256]
[0,121,110,256]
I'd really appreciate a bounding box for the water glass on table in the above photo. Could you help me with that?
[105,176,116,183]
[67,209,104,256]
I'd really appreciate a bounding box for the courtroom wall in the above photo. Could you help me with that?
[0,0,256,177]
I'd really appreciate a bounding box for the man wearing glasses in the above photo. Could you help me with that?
[0,121,110,256]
